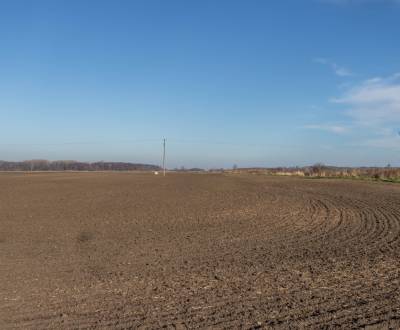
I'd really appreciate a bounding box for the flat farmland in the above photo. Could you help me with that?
[1,172,400,329]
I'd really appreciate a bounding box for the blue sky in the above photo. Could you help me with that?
[0,0,399,168]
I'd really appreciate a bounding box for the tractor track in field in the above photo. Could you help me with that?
[1,172,400,329]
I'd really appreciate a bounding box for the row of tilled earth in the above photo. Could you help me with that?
[1,172,400,329]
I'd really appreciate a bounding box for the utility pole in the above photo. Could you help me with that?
[162,138,166,176]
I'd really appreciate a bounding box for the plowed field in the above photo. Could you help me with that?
[1,173,400,329]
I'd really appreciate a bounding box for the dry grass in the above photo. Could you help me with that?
[230,165,400,182]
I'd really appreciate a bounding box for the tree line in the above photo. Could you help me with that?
[0,160,161,171]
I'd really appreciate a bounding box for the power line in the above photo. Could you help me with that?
[0,139,160,147]
[0,137,362,150]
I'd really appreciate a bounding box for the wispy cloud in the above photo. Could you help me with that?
[304,124,349,134]
[332,73,400,125]
[331,73,400,148]
[363,134,400,149]
[305,73,400,148]
[314,58,353,77]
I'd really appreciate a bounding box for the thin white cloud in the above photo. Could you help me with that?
[306,73,400,149]
[362,134,400,149]
[304,124,349,134]
[332,73,400,125]
[314,58,353,77]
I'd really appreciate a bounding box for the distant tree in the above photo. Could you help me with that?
[311,163,325,176]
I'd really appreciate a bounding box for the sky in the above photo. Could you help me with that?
[0,0,399,168]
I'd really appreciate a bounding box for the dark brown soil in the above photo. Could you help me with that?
[1,172,400,329]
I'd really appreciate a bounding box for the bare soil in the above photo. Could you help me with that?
[1,172,400,329]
